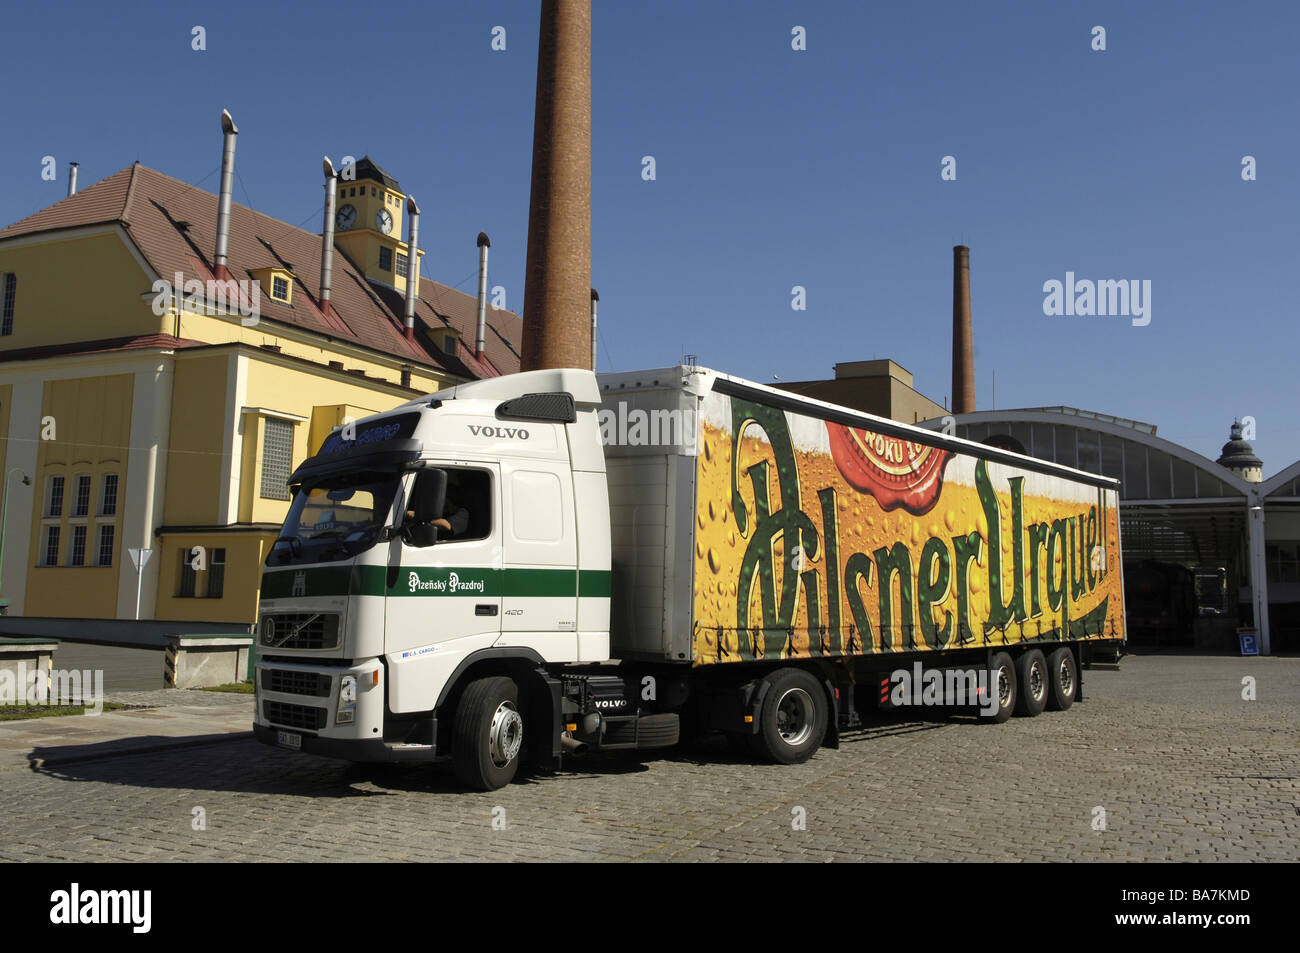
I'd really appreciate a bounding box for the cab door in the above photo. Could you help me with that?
[498,458,578,658]
[384,464,502,661]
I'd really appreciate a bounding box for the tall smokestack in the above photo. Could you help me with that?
[403,196,420,341]
[520,0,592,371]
[319,157,339,318]
[590,288,598,371]
[67,162,79,198]
[213,109,238,282]
[475,232,491,361]
[952,245,975,415]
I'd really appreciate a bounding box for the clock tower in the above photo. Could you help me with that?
[330,156,421,295]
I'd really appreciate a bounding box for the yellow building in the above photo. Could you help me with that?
[0,147,520,629]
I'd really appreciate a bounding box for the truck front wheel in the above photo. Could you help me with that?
[453,676,523,791]
[754,668,827,764]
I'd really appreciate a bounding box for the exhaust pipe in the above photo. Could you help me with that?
[589,287,598,371]
[404,196,420,341]
[475,232,490,360]
[213,109,238,282]
[319,158,338,317]
[561,734,588,755]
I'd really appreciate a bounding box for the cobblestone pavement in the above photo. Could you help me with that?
[0,653,1295,862]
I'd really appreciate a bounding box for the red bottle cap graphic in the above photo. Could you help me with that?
[826,422,953,515]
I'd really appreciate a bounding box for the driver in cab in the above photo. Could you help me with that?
[405,494,469,539]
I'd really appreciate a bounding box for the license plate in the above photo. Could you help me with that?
[276,730,302,751]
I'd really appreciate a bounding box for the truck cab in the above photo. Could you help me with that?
[253,369,617,788]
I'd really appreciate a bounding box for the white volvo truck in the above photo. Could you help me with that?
[254,366,1126,790]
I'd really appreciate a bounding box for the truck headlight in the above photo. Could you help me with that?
[336,675,357,725]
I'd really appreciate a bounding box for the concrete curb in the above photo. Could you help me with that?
[16,730,254,772]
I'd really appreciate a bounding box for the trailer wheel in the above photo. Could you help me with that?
[988,652,1017,724]
[754,668,827,764]
[1014,649,1048,717]
[452,676,523,791]
[1046,647,1077,711]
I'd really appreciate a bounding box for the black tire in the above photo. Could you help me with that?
[753,668,827,764]
[452,676,523,791]
[988,651,1017,724]
[635,712,680,749]
[1014,649,1048,717]
[1047,647,1078,711]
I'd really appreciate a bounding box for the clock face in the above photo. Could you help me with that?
[376,208,394,235]
[335,204,357,231]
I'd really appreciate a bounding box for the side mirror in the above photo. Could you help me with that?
[404,522,438,548]
[401,468,447,548]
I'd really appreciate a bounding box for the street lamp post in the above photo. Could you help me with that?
[0,468,32,615]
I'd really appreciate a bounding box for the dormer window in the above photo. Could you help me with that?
[250,267,294,305]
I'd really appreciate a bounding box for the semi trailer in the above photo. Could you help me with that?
[253,364,1126,790]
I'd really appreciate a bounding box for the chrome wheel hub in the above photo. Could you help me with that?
[775,687,814,747]
[489,702,523,767]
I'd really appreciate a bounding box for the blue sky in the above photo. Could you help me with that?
[2,1,1296,472]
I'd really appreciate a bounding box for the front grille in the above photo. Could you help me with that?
[263,701,327,731]
[260,613,340,650]
[262,669,332,698]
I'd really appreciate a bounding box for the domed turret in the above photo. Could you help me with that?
[1216,421,1263,483]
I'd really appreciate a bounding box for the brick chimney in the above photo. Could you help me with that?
[520,0,592,371]
[952,245,975,414]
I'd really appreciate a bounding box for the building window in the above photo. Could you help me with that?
[371,186,377,197]
[1266,542,1300,585]
[272,276,289,301]
[207,548,226,598]
[379,247,393,272]
[444,333,458,354]
[42,526,60,566]
[1,273,15,336]
[260,418,294,500]
[69,525,87,567]
[96,525,114,567]
[396,252,408,278]
[45,475,64,517]
[178,548,197,597]
[100,474,118,516]
[74,474,91,517]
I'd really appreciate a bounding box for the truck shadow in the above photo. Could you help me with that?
[24,710,975,795]
[26,736,470,797]
[25,735,669,796]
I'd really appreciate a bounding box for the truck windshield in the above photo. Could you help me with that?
[270,470,400,565]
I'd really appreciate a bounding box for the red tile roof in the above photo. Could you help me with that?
[0,164,521,378]
[0,333,202,364]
